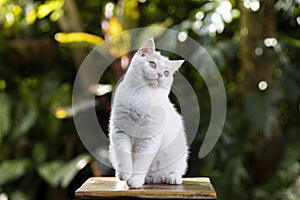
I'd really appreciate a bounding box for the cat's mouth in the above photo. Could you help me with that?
[146,74,160,88]
[150,80,160,88]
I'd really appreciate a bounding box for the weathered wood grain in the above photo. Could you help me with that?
[75,177,216,199]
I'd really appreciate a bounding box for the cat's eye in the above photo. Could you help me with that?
[149,61,156,68]
[163,70,170,77]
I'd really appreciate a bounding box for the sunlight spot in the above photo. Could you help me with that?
[89,84,113,96]
[195,11,204,20]
[258,81,268,91]
[26,9,37,24]
[212,13,222,24]
[5,12,14,26]
[240,27,248,36]
[105,2,114,12]
[50,9,63,21]
[101,20,109,30]
[232,9,241,19]
[37,0,64,19]
[76,158,89,170]
[211,13,224,33]
[105,2,114,18]
[243,0,251,9]
[264,38,278,47]
[0,193,8,200]
[54,32,103,45]
[12,5,21,16]
[95,84,113,96]
[220,11,232,23]
[255,47,263,56]
[55,107,68,119]
[121,55,129,70]
[250,1,260,12]
[219,1,232,11]
[209,24,217,36]
[243,0,260,12]
[193,20,203,29]
[178,31,188,42]
[296,17,300,26]
[216,1,232,23]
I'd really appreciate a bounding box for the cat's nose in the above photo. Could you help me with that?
[157,73,162,78]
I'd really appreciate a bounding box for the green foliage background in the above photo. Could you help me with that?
[0,0,299,199]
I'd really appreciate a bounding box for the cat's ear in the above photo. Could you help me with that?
[138,38,155,57]
[169,60,185,71]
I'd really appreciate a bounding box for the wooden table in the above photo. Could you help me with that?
[75,177,217,199]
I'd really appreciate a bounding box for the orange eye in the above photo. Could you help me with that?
[149,61,156,68]
[163,70,170,77]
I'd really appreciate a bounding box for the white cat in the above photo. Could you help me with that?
[109,38,188,189]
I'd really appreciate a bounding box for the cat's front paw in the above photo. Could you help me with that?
[165,172,182,184]
[127,175,145,189]
[145,174,163,184]
[116,170,132,181]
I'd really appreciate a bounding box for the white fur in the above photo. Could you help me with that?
[109,38,188,189]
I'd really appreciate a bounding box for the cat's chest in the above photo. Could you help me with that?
[115,84,168,122]
[126,88,170,134]
[128,89,162,111]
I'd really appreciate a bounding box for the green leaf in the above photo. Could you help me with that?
[49,83,71,112]
[11,85,38,139]
[0,93,11,144]
[284,36,300,48]
[10,190,29,200]
[37,0,64,19]
[38,154,91,188]
[54,32,104,45]
[32,143,47,163]
[38,160,64,187]
[0,159,31,186]
[12,106,37,139]
[58,154,91,188]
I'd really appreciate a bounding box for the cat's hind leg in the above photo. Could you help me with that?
[153,151,187,185]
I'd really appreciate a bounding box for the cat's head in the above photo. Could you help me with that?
[129,38,184,89]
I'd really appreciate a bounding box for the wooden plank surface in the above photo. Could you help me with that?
[75,177,216,199]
